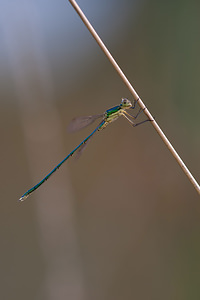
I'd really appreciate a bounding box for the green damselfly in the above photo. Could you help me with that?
[19,98,150,201]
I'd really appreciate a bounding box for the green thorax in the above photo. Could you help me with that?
[105,105,121,119]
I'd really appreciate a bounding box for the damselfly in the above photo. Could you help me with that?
[19,98,151,201]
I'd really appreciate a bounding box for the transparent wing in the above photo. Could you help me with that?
[75,120,105,159]
[68,114,103,133]
[75,135,92,160]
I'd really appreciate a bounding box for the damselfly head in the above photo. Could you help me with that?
[120,98,132,108]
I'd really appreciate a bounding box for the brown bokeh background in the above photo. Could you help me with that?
[0,0,200,299]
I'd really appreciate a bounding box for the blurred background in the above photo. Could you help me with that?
[0,0,200,299]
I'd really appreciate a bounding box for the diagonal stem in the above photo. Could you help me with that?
[68,0,200,196]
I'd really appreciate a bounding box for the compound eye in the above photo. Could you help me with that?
[123,99,127,104]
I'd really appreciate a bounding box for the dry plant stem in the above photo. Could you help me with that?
[68,0,200,196]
